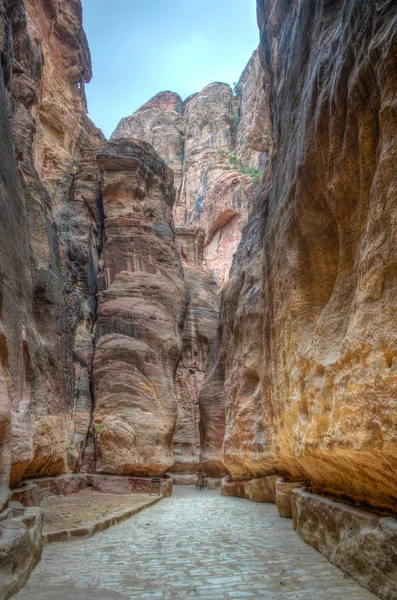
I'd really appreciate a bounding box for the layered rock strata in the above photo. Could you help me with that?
[112,92,185,195]
[199,176,269,478]
[0,0,102,594]
[201,0,397,520]
[112,50,271,287]
[173,227,219,472]
[93,138,186,476]
[7,0,104,487]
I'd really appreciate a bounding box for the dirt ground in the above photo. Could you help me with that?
[41,489,152,532]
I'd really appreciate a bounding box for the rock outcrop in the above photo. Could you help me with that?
[113,92,185,195]
[201,0,397,522]
[110,60,270,474]
[93,138,186,476]
[199,195,268,478]
[103,55,270,475]
[7,0,104,487]
[173,227,219,472]
[0,0,102,595]
[112,50,271,287]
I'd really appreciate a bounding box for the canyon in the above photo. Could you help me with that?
[0,1,396,599]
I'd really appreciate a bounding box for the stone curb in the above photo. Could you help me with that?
[43,496,162,544]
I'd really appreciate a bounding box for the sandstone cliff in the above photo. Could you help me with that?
[201,0,397,518]
[173,227,219,472]
[112,50,271,287]
[110,52,270,474]
[0,0,101,488]
[0,0,104,596]
[7,0,104,486]
[0,1,397,598]
[112,91,185,195]
[93,138,186,476]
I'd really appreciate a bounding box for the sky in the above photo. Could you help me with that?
[81,0,259,139]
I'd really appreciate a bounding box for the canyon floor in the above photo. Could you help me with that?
[15,487,376,600]
[42,490,155,533]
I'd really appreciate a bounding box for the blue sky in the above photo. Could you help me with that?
[81,1,259,138]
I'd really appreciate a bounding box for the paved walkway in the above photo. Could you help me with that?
[16,486,377,600]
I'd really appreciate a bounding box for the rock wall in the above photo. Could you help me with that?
[173,227,219,472]
[112,50,271,287]
[199,193,268,478]
[0,0,102,596]
[93,138,186,476]
[201,0,397,518]
[4,0,104,488]
[112,91,185,196]
[107,55,270,473]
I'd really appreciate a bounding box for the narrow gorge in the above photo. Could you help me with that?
[0,1,396,599]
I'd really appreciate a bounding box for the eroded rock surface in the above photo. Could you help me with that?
[93,139,186,476]
[112,51,271,287]
[173,227,219,472]
[0,503,42,600]
[112,92,185,195]
[7,0,104,487]
[257,0,397,515]
[0,1,101,594]
[201,0,397,521]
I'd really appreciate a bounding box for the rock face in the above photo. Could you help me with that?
[112,50,271,287]
[173,227,219,472]
[200,0,397,520]
[1,0,97,492]
[112,92,185,195]
[258,0,397,516]
[93,139,186,476]
[104,56,269,475]
[1,0,397,597]
[199,159,270,479]
[6,0,104,488]
[0,0,103,594]
[0,0,95,596]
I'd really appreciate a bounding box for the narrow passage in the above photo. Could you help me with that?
[15,487,377,600]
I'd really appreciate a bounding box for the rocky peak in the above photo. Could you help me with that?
[137,90,183,113]
[112,50,271,287]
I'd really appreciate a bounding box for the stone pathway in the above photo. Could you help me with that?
[15,486,377,600]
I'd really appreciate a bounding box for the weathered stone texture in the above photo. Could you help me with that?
[220,475,278,504]
[173,227,219,472]
[113,92,185,194]
[292,489,397,600]
[0,1,102,595]
[234,49,271,169]
[93,138,186,476]
[203,0,397,518]
[112,52,271,288]
[255,0,397,515]
[199,194,268,478]
[0,504,43,600]
[6,0,104,487]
